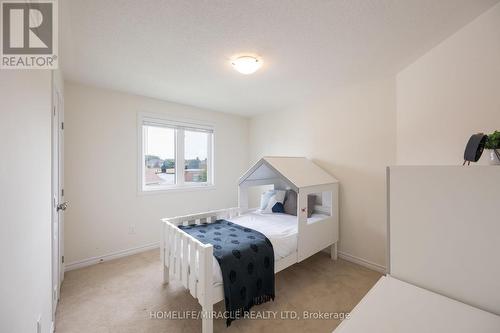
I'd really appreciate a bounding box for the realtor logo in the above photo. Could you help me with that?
[1,0,58,69]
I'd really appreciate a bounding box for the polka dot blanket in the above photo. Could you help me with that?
[179,220,275,325]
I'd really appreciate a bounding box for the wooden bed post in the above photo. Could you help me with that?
[238,184,248,212]
[331,242,338,260]
[296,189,308,262]
[161,222,169,284]
[201,244,213,333]
[163,265,169,284]
[202,298,213,333]
[330,183,339,261]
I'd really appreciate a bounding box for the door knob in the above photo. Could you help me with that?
[57,201,69,212]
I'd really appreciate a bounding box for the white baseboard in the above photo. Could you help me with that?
[65,242,385,274]
[65,242,160,272]
[338,251,386,273]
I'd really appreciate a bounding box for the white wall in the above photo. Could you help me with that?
[397,3,500,165]
[0,71,53,333]
[249,78,397,269]
[64,82,249,265]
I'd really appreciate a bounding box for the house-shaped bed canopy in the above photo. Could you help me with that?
[238,157,339,261]
[239,156,339,191]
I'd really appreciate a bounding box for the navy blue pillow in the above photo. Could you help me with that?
[272,202,285,213]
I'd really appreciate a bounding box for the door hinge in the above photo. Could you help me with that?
[62,256,64,263]
[61,122,64,130]
[61,188,64,196]
[53,107,56,117]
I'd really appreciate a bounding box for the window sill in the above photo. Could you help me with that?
[138,184,216,196]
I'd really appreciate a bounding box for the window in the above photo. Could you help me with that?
[140,114,214,192]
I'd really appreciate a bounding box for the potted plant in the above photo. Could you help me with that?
[485,131,500,165]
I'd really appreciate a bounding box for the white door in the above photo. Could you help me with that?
[51,86,66,322]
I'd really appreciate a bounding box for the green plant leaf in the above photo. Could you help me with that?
[485,131,500,149]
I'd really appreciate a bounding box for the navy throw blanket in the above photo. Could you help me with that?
[179,220,275,326]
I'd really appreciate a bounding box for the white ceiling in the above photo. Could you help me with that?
[61,0,499,116]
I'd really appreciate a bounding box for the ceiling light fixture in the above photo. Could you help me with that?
[231,55,262,75]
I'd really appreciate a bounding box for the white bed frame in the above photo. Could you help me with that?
[161,206,338,333]
[160,157,339,333]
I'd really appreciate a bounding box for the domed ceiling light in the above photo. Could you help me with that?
[231,55,262,75]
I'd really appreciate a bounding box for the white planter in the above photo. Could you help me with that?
[487,149,500,165]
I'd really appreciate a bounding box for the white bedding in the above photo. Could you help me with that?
[212,212,327,285]
[334,275,500,333]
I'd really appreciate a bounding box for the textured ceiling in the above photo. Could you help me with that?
[61,0,499,116]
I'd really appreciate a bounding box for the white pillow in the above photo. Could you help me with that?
[263,190,286,213]
[259,190,276,210]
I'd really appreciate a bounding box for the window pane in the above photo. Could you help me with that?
[144,125,175,187]
[184,130,209,184]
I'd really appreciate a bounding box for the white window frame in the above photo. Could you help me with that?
[138,112,215,194]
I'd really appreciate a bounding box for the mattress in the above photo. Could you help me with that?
[333,275,500,333]
[212,211,328,286]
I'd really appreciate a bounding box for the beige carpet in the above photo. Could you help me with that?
[56,249,381,333]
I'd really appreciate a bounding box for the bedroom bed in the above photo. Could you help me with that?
[334,166,500,333]
[160,157,339,333]
[210,211,329,285]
